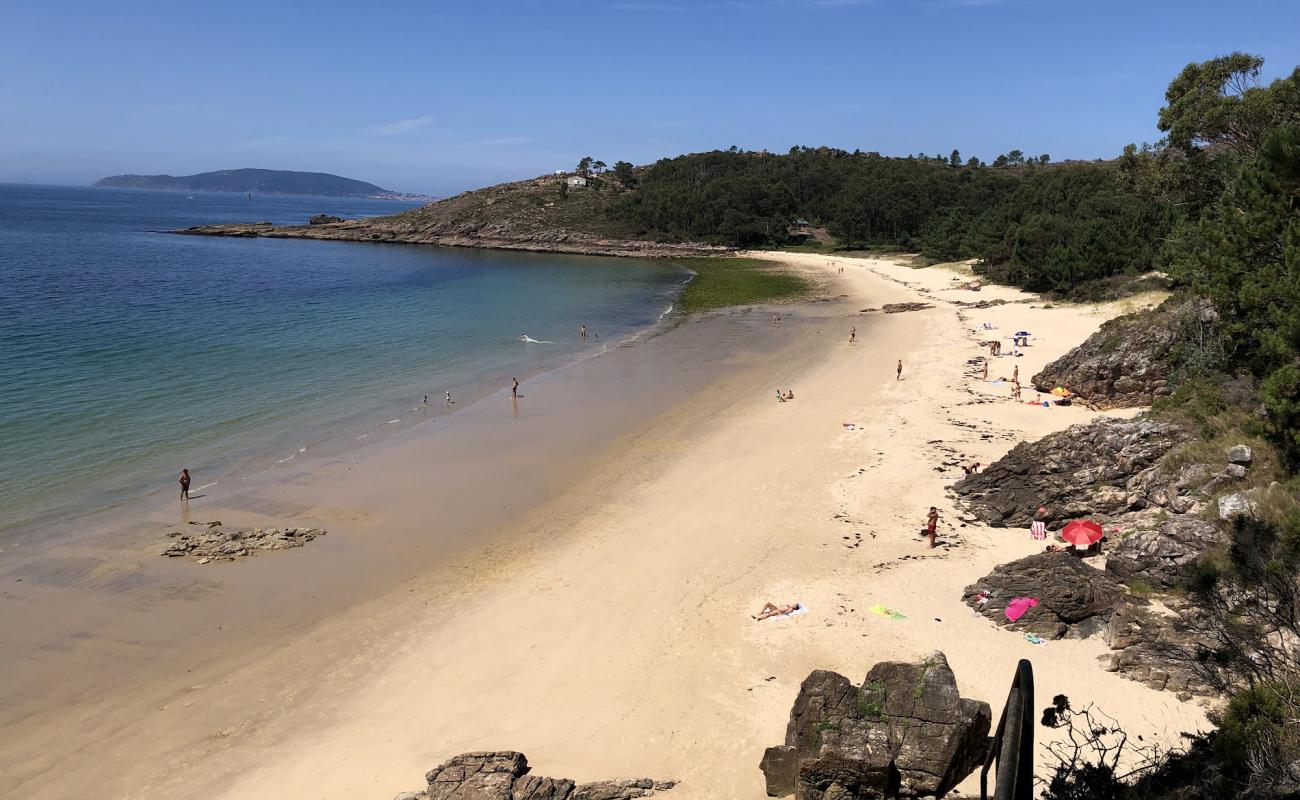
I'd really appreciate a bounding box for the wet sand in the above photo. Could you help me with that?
[1,254,1205,800]
[0,266,842,798]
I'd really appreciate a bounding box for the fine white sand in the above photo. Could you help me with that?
[5,254,1203,799]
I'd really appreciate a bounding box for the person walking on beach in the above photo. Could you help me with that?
[178,468,191,501]
[926,506,939,548]
[1013,365,1019,383]
[896,359,903,381]
[445,391,453,406]
[982,359,989,380]
[512,377,519,399]
[849,326,856,345]
[580,324,587,340]
[423,394,428,407]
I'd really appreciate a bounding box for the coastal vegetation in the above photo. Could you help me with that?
[673,257,813,314]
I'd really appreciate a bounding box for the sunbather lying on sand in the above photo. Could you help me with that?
[754,602,802,620]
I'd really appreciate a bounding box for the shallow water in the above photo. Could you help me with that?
[0,184,685,538]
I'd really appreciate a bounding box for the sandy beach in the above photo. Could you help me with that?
[1,253,1206,799]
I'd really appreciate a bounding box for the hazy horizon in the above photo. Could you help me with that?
[4,0,1298,197]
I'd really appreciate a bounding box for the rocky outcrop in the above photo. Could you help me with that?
[397,752,676,800]
[963,552,1126,639]
[160,520,324,562]
[760,652,991,799]
[309,213,345,225]
[1100,601,1217,698]
[1105,516,1225,589]
[1030,296,1216,409]
[952,417,1189,527]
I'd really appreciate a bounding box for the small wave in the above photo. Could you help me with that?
[386,419,400,424]
[519,335,552,344]
[356,434,368,439]
[276,454,296,464]
[658,304,674,320]
[195,481,218,491]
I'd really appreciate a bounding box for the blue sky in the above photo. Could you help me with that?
[2,0,1297,196]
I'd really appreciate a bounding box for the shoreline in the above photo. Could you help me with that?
[0,250,695,547]
[1,254,1203,799]
[0,273,847,798]
[174,222,736,260]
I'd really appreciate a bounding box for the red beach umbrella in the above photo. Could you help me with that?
[1061,520,1105,547]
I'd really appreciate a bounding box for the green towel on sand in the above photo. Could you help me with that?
[870,604,907,620]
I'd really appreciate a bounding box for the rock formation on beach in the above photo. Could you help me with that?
[951,401,1275,699]
[952,416,1190,527]
[161,520,324,562]
[1103,515,1225,588]
[962,551,1126,639]
[175,173,731,259]
[760,652,990,799]
[392,751,676,800]
[1030,295,1216,409]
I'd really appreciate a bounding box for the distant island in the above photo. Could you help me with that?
[93,168,431,200]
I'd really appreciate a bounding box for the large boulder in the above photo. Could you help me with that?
[1031,296,1216,409]
[963,551,1126,639]
[760,653,991,799]
[1105,516,1225,589]
[1218,492,1259,521]
[402,752,674,800]
[953,417,1188,527]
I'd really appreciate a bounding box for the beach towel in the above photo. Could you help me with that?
[1025,633,1046,645]
[870,604,907,620]
[1005,596,1039,622]
[1030,521,1047,540]
[769,603,808,621]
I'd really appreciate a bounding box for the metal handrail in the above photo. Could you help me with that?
[980,659,1035,800]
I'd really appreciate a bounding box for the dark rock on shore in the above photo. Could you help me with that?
[1030,296,1216,409]
[876,302,933,313]
[962,551,1126,639]
[161,521,324,562]
[760,652,990,799]
[952,416,1189,527]
[309,213,345,225]
[397,751,676,800]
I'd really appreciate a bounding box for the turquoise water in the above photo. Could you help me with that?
[0,185,686,537]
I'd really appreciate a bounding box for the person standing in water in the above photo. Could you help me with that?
[178,468,191,500]
[896,359,903,381]
[580,324,587,340]
[512,377,519,399]
[445,391,453,406]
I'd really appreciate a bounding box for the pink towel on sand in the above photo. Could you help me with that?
[1005,597,1039,622]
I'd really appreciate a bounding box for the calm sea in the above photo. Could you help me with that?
[0,184,686,538]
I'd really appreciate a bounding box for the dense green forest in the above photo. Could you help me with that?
[608,54,1298,307]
